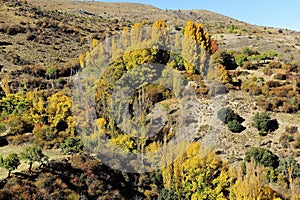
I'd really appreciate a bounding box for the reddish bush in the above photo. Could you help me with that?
[268,61,282,69]
[273,73,286,80]
[248,83,262,95]
[263,66,273,76]
[291,134,300,149]
[266,80,281,88]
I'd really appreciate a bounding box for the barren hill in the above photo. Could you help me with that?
[30,0,300,63]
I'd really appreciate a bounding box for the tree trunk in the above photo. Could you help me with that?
[39,162,43,169]
[29,162,33,175]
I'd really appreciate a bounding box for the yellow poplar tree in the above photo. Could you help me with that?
[229,160,281,200]
[1,76,10,96]
[130,23,143,47]
[121,27,130,49]
[182,21,201,74]
[151,19,169,48]
[79,53,85,67]
[47,91,74,136]
[181,20,212,74]
[161,142,233,199]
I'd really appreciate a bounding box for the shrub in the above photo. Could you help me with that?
[235,54,247,66]
[244,147,279,168]
[279,132,290,148]
[241,46,258,56]
[291,134,300,149]
[0,122,7,133]
[273,73,286,80]
[242,61,257,70]
[217,107,243,124]
[258,52,267,61]
[263,67,273,76]
[268,61,281,69]
[258,100,273,111]
[248,83,262,95]
[273,87,288,98]
[259,130,267,136]
[60,137,84,155]
[46,66,57,79]
[281,102,298,113]
[267,50,278,58]
[252,112,271,132]
[227,120,243,133]
[261,85,270,96]
[212,51,237,70]
[285,126,298,134]
[3,114,34,135]
[266,80,280,88]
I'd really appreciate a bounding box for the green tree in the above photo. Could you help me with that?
[227,119,243,133]
[278,156,300,181]
[217,107,243,124]
[252,112,271,133]
[60,137,84,155]
[0,92,30,116]
[20,146,48,174]
[0,153,20,177]
[244,147,279,168]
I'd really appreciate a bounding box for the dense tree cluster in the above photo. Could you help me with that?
[0,16,299,199]
[75,19,217,162]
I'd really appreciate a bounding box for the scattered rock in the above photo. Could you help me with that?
[215,150,224,155]
[0,41,12,46]
[26,33,36,40]
[7,24,26,35]
[260,140,272,146]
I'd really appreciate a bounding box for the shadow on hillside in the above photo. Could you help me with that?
[269,119,279,132]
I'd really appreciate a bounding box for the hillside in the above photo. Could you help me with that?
[0,0,300,199]
[0,0,129,92]
[30,0,300,63]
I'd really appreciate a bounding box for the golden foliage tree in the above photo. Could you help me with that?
[230,160,282,200]
[151,19,169,48]
[181,20,212,74]
[47,91,74,136]
[130,23,143,47]
[161,142,234,199]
